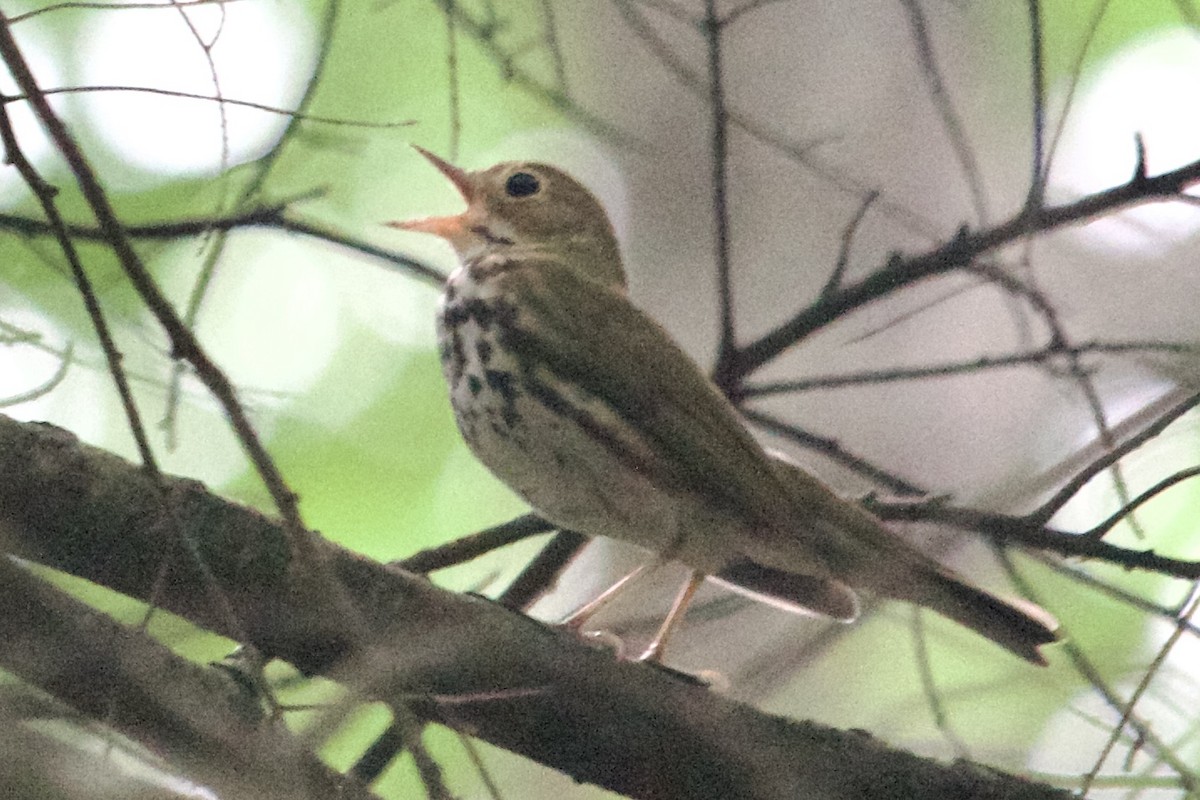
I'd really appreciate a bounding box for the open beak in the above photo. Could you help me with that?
[386,146,475,240]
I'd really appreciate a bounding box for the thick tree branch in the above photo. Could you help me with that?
[0,557,366,800]
[0,413,1068,800]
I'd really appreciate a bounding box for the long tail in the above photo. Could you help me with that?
[881,558,1059,665]
[718,554,1058,665]
[764,450,1059,665]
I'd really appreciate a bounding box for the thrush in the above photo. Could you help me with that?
[390,149,1059,665]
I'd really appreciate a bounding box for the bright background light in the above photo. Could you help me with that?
[1054,30,1200,254]
[0,27,61,206]
[75,0,317,182]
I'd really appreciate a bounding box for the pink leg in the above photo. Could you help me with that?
[637,570,705,663]
[560,561,657,631]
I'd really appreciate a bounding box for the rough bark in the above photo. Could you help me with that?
[0,414,1069,800]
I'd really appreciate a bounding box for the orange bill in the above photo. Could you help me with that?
[386,146,475,238]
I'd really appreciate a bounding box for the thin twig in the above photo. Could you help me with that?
[1085,467,1200,539]
[1082,586,1200,793]
[163,0,343,448]
[9,0,244,23]
[239,2,342,197]
[743,340,1200,397]
[0,205,447,286]
[821,190,878,299]
[702,2,738,392]
[999,236,1141,540]
[1025,0,1047,208]
[280,215,447,286]
[497,529,588,611]
[995,549,1197,790]
[609,0,941,238]
[0,342,73,406]
[873,501,1200,579]
[27,84,412,128]
[396,704,454,800]
[395,513,555,574]
[629,0,695,24]
[0,16,301,531]
[897,0,989,222]
[1040,0,1112,186]
[730,152,1200,379]
[1030,390,1200,525]
[170,0,230,180]
[458,733,506,800]
[1029,552,1200,638]
[741,408,927,495]
[722,0,795,26]
[445,3,462,161]
[0,97,157,471]
[0,316,287,404]
[911,608,971,759]
[539,0,569,93]
[440,1,641,147]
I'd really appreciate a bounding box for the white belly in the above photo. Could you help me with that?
[437,266,741,573]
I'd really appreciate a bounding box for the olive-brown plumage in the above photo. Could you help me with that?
[391,149,1059,665]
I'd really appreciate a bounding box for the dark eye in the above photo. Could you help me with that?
[505,172,541,198]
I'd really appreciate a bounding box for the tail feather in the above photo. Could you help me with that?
[712,557,860,622]
[716,556,1059,665]
[745,451,1059,664]
[887,561,1059,665]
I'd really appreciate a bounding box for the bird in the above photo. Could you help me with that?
[389,147,1059,665]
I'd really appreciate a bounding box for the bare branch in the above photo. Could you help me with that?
[1030,390,1200,525]
[1086,467,1200,539]
[538,0,569,93]
[1030,552,1200,636]
[25,84,413,128]
[996,551,1196,790]
[8,0,245,23]
[0,205,447,286]
[1082,586,1200,794]
[0,341,73,406]
[0,558,367,800]
[743,339,1198,396]
[898,0,989,222]
[1025,0,1047,207]
[496,528,589,611]
[0,413,1073,800]
[164,1,345,449]
[742,408,928,495]
[722,0,796,26]
[439,1,642,147]
[609,0,940,237]
[872,500,1200,579]
[0,16,303,531]
[1041,0,1112,181]
[396,513,555,574]
[821,190,878,299]
[703,2,738,391]
[911,608,971,758]
[445,5,463,161]
[0,95,158,471]
[731,155,1200,379]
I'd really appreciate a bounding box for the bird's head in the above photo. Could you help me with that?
[389,148,625,288]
